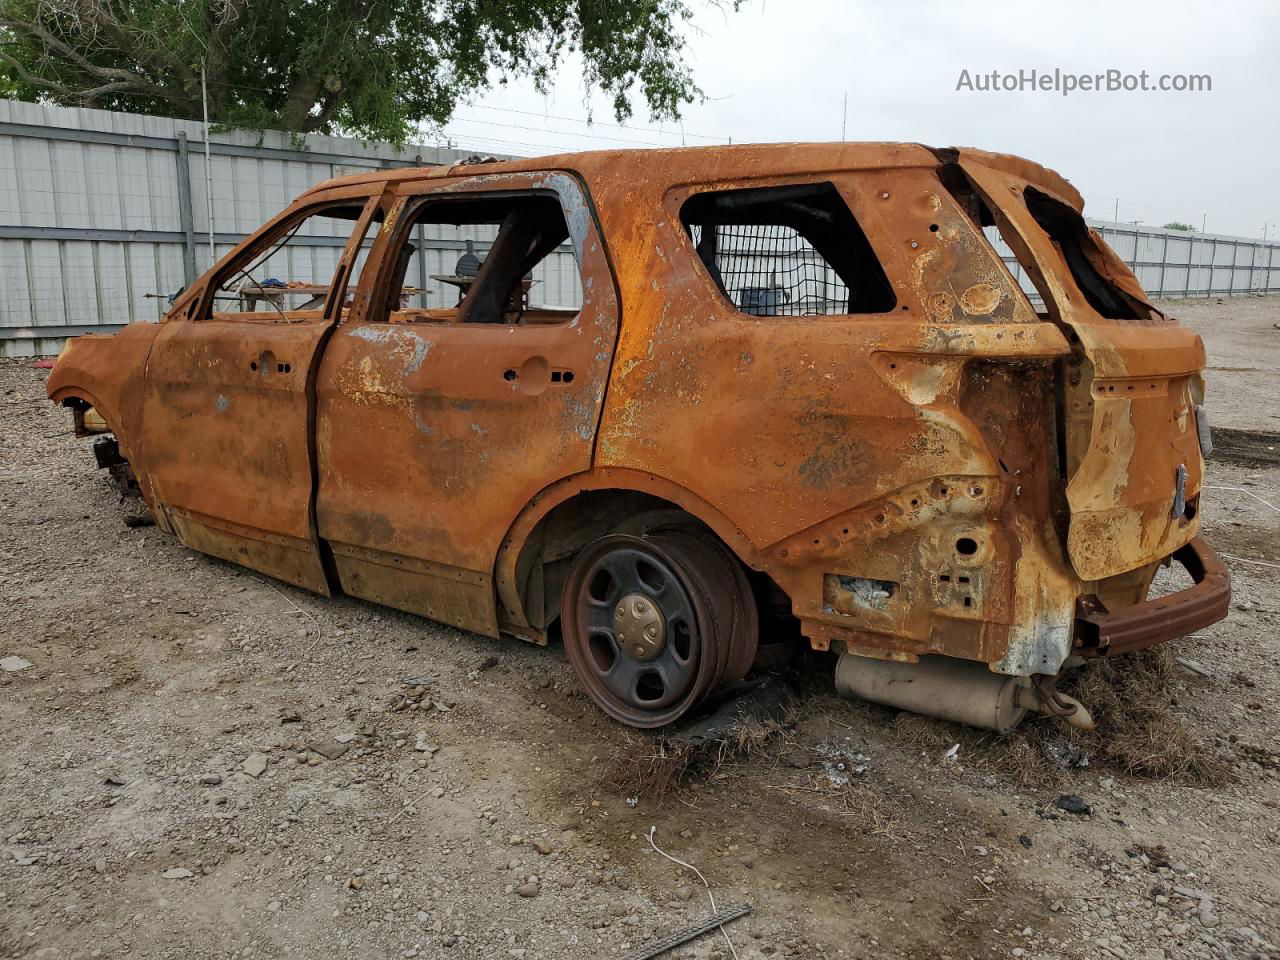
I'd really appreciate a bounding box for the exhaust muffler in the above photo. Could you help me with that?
[834,653,1093,734]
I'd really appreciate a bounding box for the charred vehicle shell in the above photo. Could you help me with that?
[48,143,1230,729]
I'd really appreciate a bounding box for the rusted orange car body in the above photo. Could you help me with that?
[49,143,1229,728]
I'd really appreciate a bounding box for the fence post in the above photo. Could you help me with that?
[1183,234,1194,298]
[174,131,197,286]
[416,223,429,306]
[1158,232,1168,298]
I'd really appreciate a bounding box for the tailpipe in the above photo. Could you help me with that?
[834,653,1094,734]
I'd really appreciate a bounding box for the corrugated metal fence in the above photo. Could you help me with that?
[3,99,1278,356]
[988,223,1280,307]
[0,100,582,357]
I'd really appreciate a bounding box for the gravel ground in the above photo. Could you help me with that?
[1157,293,1280,434]
[2,297,1278,960]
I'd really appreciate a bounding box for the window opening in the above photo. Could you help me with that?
[377,192,582,325]
[679,182,894,316]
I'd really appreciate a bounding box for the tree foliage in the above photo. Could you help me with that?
[1163,221,1196,232]
[0,0,713,144]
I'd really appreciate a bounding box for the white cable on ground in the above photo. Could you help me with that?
[1203,484,1280,515]
[645,826,741,960]
[1221,553,1280,570]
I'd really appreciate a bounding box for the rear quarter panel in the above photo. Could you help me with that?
[585,152,1078,672]
[589,156,1045,546]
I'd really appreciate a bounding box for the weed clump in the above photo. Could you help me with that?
[1055,646,1231,785]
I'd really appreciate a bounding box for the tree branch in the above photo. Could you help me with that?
[0,12,145,83]
[302,89,342,132]
[0,45,180,102]
[203,0,248,112]
[71,1,197,85]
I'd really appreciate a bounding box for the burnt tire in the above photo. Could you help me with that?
[751,636,801,670]
[561,532,758,728]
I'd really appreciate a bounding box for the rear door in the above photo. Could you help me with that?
[140,190,382,592]
[314,171,619,635]
[959,156,1205,582]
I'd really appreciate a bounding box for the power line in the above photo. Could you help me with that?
[430,131,584,155]
[1084,194,1271,237]
[186,74,731,145]
[446,115,684,148]
[464,102,726,142]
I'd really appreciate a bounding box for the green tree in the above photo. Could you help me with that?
[1163,221,1196,232]
[0,0,716,144]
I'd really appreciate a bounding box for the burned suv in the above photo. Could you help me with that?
[48,143,1229,730]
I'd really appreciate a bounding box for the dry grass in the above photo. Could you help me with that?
[890,712,954,752]
[600,711,792,806]
[877,647,1232,788]
[725,713,790,761]
[1054,646,1232,785]
[605,646,1231,805]
[835,781,903,838]
[993,734,1064,790]
[599,735,698,806]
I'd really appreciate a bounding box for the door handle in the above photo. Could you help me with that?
[501,356,571,396]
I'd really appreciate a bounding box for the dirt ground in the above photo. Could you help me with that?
[1170,293,1280,436]
[2,296,1279,960]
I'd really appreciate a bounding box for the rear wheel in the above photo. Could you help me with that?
[561,532,757,728]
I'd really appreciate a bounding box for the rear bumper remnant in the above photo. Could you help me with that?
[1073,538,1230,656]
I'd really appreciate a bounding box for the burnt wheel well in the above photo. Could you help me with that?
[511,490,793,639]
[58,395,113,438]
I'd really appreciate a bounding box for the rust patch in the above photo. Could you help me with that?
[960,282,1002,316]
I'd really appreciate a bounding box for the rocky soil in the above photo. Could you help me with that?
[2,295,1278,960]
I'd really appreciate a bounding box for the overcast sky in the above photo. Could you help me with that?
[437,0,1279,239]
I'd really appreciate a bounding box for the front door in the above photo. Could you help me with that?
[140,192,382,592]
[314,171,619,634]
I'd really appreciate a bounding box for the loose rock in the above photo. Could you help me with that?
[310,741,349,761]
[1053,794,1092,816]
[242,752,269,778]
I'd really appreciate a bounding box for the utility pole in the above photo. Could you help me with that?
[841,91,848,141]
[201,62,215,268]
[1113,198,1119,222]
[1201,213,1207,233]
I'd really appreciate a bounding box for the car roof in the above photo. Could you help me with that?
[301,142,1083,212]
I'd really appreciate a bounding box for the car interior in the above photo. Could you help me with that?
[379,192,581,325]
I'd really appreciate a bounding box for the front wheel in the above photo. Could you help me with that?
[560,532,757,728]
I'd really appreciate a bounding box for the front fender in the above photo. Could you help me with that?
[46,323,162,464]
